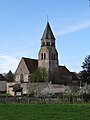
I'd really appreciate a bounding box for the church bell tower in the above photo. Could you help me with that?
[38,22,58,81]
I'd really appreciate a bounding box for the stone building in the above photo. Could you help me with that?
[15,58,38,83]
[0,74,7,93]
[8,22,80,96]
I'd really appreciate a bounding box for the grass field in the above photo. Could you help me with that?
[0,104,90,120]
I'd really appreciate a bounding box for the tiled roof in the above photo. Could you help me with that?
[41,22,55,40]
[0,74,7,81]
[22,57,38,73]
[58,66,71,75]
[71,72,80,81]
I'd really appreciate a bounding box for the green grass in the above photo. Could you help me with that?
[0,104,90,120]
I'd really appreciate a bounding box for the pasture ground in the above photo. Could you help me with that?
[0,103,90,120]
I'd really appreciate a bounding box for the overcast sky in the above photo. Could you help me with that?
[0,0,90,73]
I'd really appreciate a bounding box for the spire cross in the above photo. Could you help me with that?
[47,15,49,22]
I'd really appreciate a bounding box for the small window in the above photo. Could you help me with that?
[54,53,55,59]
[20,74,24,83]
[41,53,43,60]
[42,42,45,46]
[44,53,46,59]
[46,42,50,46]
[28,74,31,80]
[52,53,53,60]
[51,42,55,46]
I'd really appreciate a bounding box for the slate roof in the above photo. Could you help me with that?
[22,57,38,73]
[0,74,7,81]
[41,22,55,40]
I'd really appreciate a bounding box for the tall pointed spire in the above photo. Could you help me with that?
[38,21,58,82]
[41,22,55,40]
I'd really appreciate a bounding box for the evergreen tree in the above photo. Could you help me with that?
[81,55,90,84]
[5,70,14,82]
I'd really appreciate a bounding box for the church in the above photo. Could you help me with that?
[8,22,80,96]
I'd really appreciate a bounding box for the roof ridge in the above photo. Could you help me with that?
[22,57,38,61]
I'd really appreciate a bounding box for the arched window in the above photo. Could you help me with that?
[28,74,31,81]
[46,42,50,46]
[41,53,43,60]
[44,53,46,59]
[54,53,55,60]
[20,74,24,83]
[52,53,53,60]
[51,42,55,46]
